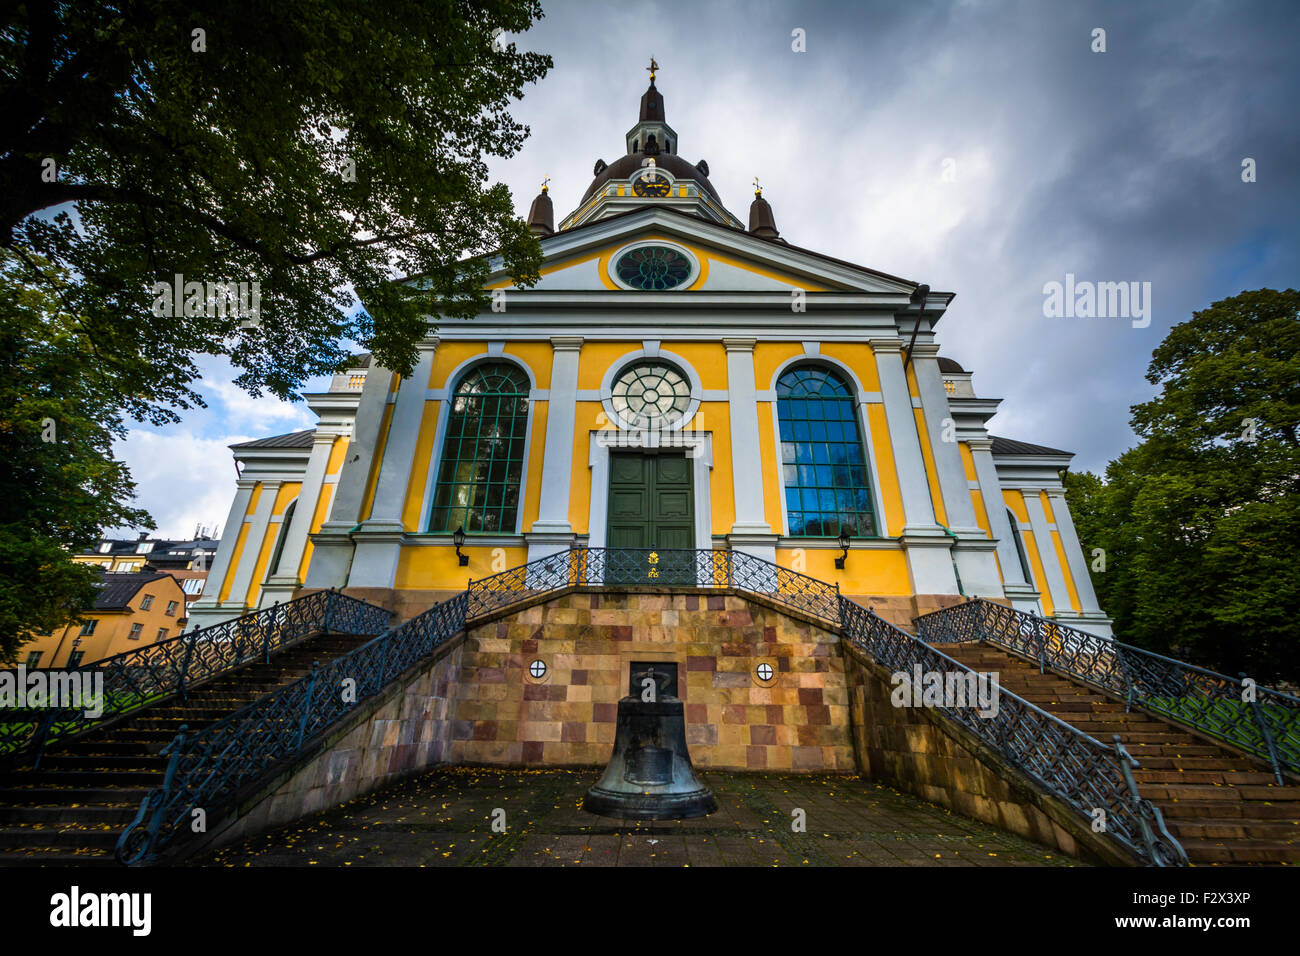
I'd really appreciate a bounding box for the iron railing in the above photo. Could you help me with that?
[840,599,1187,866]
[114,549,1183,866]
[915,598,1300,784]
[0,590,392,764]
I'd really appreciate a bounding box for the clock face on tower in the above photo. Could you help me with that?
[633,173,671,197]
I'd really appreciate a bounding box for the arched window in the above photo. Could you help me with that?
[429,363,530,534]
[1008,508,1035,583]
[268,499,297,576]
[777,366,877,537]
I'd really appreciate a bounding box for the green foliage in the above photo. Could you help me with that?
[0,1,551,653]
[0,251,154,661]
[1065,289,1300,683]
[3,0,550,412]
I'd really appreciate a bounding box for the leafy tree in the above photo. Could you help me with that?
[1,1,551,649]
[1066,289,1300,682]
[0,252,154,662]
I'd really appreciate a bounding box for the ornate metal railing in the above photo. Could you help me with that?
[114,549,1181,866]
[915,599,1300,785]
[840,599,1188,866]
[0,589,392,764]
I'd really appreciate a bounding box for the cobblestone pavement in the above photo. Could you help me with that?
[196,768,1083,867]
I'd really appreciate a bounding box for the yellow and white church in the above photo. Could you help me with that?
[190,73,1111,638]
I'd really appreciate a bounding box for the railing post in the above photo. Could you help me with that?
[180,633,195,702]
[1241,672,1285,786]
[263,602,278,663]
[295,662,320,752]
[145,726,188,862]
[28,708,60,770]
[1036,621,1047,675]
[323,588,336,635]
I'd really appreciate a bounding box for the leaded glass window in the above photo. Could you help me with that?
[429,363,530,534]
[610,361,691,428]
[777,366,877,537]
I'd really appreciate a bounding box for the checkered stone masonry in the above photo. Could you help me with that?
[450,591,857,772]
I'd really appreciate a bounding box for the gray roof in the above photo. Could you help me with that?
[91,570,172,611]
[230,429,316,450]
[990,435,1072,457]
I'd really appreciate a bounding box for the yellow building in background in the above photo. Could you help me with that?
[190,76,1111,637]
[22,571,187,669]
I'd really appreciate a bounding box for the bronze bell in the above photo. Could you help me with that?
[584,662,717,820]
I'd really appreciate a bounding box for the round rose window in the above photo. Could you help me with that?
[611,362,692,427]
[614,245,693,290]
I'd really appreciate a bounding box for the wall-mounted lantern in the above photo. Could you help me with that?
[453,525,469,566]
[835,527,851,570]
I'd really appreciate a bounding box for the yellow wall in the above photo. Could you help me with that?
[21,576,188,668]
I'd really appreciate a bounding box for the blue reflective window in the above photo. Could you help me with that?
[776,367,877,537]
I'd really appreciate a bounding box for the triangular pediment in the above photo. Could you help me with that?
[485,207,918,296]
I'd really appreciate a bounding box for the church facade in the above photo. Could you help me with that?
[189,76,1111,638]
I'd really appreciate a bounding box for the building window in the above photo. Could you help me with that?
[129,622,143,640]
[268,499,297,579]
[183,578,205,595]
[67,651,84,668]
[1008,509,1035,583]
[613,245,693,290]
[98,542,112,554]
[79,619,98,636]
[429,363,530,534]
[165,600,178,617]
[25,651,42,667]
[156,627,168,641]
[610,361,692,429]
[140,594,154,611]
[777,366,877,537]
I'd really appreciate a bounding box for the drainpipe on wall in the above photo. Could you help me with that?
[937,521,966,598]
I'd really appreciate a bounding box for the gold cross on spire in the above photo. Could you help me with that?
[541,174,551,193]
[647,56,659,82]
[753,176,762,197]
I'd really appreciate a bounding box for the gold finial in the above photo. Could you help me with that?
[647,56,659,82]
[753,176,762,197]
[541,174,551,194]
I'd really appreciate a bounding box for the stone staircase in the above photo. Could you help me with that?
[0,631,376,866]
[935,641,1300,866]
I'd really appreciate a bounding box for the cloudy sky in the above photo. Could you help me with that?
[115,0,1300,539]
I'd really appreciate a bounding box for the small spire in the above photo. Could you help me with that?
[647,56,659,84]
[527,179,554,237]
[749,183,780,240]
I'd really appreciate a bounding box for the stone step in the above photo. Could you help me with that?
[1178,838,1300,865]
[0,787,151,805]
[1132,769,1278,786]
[1158,800,1300,820]
[0,849,117,866]
[0,826,121,850]
[0,805,138,826]
[1166,817,1300,841]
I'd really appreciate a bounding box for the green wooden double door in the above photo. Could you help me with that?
[606,453,695,584]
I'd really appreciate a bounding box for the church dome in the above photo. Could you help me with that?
[581,152,722,205]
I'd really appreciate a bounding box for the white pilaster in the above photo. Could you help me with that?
[1022,490,1073,614]
[528,337,582,559]
[224,479,281,611]
[188,478,256,627]
[260,431,338,606]
[724,338,770,537]
[304,365,397,590]
[1045,487,1113,636]
[871,338,957,594]
[349,341,437,588]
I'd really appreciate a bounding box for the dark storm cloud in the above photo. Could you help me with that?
[493,0,1300,473]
